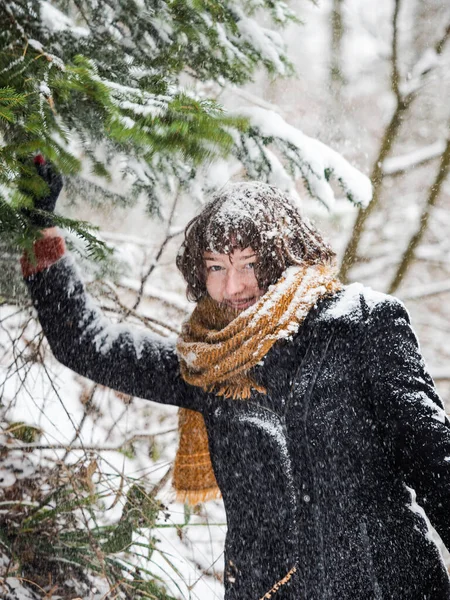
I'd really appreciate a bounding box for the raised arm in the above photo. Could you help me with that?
[363,297,450,549]
[22,234,198,409]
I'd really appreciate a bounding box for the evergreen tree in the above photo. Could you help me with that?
[0,0,288,244]
[0,0,371,256]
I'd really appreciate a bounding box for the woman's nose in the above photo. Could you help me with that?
[225,269,245,296]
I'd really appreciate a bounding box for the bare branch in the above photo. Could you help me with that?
[116,282,189,315]
[435,22,450,56]
[401,20,450,98]
[339,15,450,282]
[388,131,450,294]
[5,429,177,453]
[391,0,402,103]
[400,278,450,300]
[62,383,98,462]
[339,101,408,281]
[383,140,446,176]
[330,0,345,89]
[151,466,173,497]
[132,190,181,311]
[99,281,179,335]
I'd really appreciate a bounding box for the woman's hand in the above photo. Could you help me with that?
[23,155,63,229]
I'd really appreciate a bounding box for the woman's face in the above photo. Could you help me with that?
[203,247,264,311]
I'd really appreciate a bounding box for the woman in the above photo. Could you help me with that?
[22,164,450,599]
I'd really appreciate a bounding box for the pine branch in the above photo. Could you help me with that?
[1,0,296,254]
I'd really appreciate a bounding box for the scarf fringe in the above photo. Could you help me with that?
[176,487,223,505]
[203,381,267,400]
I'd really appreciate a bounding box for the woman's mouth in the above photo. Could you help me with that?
[225,298,256,310]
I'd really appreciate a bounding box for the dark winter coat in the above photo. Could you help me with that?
[25,255,450,600]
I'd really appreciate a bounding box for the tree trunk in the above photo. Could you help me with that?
[387,132,450,294]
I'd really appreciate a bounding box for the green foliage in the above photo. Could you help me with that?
[0,445,177,599]
[102,484,160,554]
[6,422,42,442]
[0,0,297,254]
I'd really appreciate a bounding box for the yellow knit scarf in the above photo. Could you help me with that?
[174,263,341,504]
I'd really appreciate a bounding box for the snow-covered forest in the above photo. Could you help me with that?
[1,0,450,598]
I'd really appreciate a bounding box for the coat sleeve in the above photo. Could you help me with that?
[25,255,199,410]
[363,296,450,549]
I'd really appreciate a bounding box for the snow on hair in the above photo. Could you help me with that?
[176,181,336,302]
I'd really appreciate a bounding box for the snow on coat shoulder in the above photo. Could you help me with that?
[317,282,403,324]
[321,283,448,426]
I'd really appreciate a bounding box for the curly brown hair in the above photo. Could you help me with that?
[176,182,336,302]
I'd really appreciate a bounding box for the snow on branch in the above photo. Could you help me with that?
[400,278,450,301]
[400,49,441,97]
[382,140,447,175]
[399,21,450,98]
[40,0,89,37]
[235,10,288,75]
[235,107,372,209]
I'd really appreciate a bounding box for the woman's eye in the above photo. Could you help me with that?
[208,265,224,272]
[244,262,255,270]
